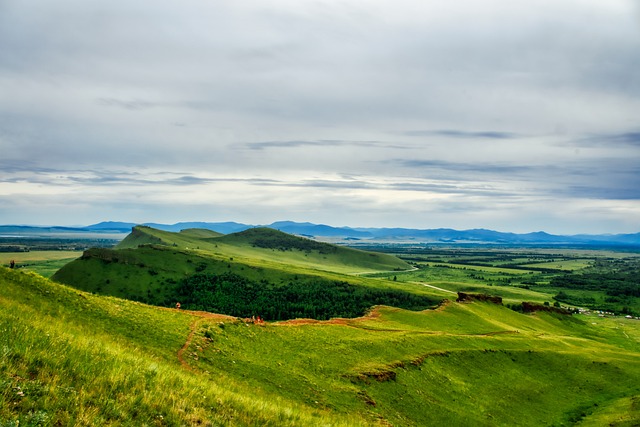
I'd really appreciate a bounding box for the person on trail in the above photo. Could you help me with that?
[176,302,181,310]
[9,260,15,269]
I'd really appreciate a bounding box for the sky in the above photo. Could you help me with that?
[1,0,639,234]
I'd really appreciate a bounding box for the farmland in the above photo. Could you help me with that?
[358,245,640,316]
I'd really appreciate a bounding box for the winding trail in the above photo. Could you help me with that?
[177,319,200,371]
[171,309,236,370]
[412,281,457,295]
[350,266,419,276]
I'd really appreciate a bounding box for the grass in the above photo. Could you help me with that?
[0,251,82,278]
[0,267,367,426]
[117,226,411,274]
[3,239,640,425]
[577,395,640,426]
[519,259,595,270]
[186,301,640,426]
[2,266,640,425]
[377,265,556,305]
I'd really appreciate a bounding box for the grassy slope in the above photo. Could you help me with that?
[2,267,640,425]
[0,267,365,426]
[373,266,557,305]
[179,228,224,239]
[190,302,640,426]
[214,227,410,273]
[116,226,410,274]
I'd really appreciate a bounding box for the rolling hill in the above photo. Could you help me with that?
[52,226,425,320]
[2,266,640,425]
[113,225,410,272]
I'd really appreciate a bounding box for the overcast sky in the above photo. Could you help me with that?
[1,0,639,234]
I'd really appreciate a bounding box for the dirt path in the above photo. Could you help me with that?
[177,319,200,371]
[274,305,384,326]
[173,309,236,370]
[350,267,419,276]
[412,281,457,295]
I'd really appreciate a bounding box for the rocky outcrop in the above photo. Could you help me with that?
[521,302,572,315]
[456,292,503,305]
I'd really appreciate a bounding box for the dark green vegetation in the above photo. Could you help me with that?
[177,272,433,320]
[2,266,639,426]
[216,227,341,253]
[550,258,640,315]
[53,226,428,320]
[362,245,640,316]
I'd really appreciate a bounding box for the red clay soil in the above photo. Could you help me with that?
[274,305,384,326]
[177,319,199,371]
[172,309,237,370]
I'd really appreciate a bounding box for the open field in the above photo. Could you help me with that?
[361,245,640,316]
[0,251,82,278]
[518,259,595,271]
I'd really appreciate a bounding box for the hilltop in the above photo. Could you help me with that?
[114,225,410,272]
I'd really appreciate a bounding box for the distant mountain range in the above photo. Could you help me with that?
[1,220,639,247]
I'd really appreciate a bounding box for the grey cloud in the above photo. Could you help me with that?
[403,130,520,140]
[242,140,344,150]
[395,156,640,201]
[97,98,162,111]
[240,140,409,151]
[0,166,281,188]
[253,177,512,198]
[399,159,537,176]
[0,161,58,175]
[573,131,640,147]
[563,185,640,201]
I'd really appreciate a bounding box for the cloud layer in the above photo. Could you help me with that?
[1,0,639,233]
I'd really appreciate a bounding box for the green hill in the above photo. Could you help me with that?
[115,226,410,274]
[52,226,430,320]
[115,225,214,249]
[213,227,411,273]
[2,266,640,426]
[179,228,224,239]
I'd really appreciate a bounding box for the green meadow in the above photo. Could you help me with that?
[0,251,82,278]
[1,227,639,425]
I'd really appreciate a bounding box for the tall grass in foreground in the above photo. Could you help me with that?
[0,268,368,426]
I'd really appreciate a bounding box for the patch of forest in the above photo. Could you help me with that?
[176,272,439,320]
[550,259,639,293]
